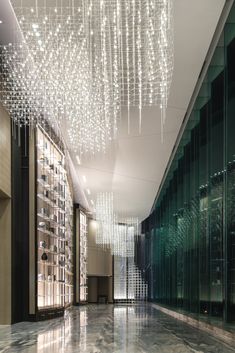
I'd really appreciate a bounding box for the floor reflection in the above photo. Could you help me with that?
[0,304,235,352]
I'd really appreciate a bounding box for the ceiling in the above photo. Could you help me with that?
[0,0,226,221]
[70,0,226,221]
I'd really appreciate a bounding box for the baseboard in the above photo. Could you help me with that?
[151,303,235,346]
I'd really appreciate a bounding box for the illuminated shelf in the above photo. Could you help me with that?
[36,126,74,311]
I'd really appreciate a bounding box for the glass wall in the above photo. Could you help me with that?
[140,4,235,322]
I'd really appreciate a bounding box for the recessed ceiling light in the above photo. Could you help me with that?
[82,175,87,183]
[0,21,3,24]
[76,155,81,165]
[86,189,91,195]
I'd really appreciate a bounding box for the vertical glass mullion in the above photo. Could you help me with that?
[225,16,235,321]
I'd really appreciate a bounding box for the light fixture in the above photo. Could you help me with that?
[76,155,81,165]
[1,0,174,151]
[96,192,148,301]
[95,192,139,256]
[0,20,3,24]
[95,192,115,247]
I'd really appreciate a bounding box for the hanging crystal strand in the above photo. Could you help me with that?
[132,0,136,107]
[168,0,171,30]
[99,0,104,130]
[35,0,38,18]
[89,0,93,85]
[105,5,111,151]
[72,0,74,17]
[116,0,122,124]
[147,0,154,106]
[161,106,165,143]
[159,0,166,140]
[113,5,119,139]
[107,1,113,135]
[108,2,114,89]
[125,0,130,134]
[119,1,124,110]
[100,0,107,151]
[164,0,168,128]
[137,4,142,134]
[82,0,85,34]
[43,0,47,142]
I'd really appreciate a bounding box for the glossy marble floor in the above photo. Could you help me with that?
[1,304,235,353]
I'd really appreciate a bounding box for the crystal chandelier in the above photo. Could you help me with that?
[95,192,116,247]
[95,192,148,301]
[95,192,139,257]
[0,0,173,154]
[113,218,139,257]
[0,4,118,155]
[81,0,174,134]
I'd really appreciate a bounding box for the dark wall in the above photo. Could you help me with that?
[11,126,29,323]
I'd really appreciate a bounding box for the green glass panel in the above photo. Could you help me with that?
[140,3,235,323]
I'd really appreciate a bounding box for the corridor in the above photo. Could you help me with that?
[0,304,234,353]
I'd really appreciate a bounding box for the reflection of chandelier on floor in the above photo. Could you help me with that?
[1,0,173,154]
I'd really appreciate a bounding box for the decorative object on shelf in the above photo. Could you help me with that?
[40,207,49,217]
[41,175,48,182]
[39,241,47,249]
[50,214,57,222]
[38,273,46,281]
[59,230,65,238]
[41,252,48,261]
[49,227,55,234]
[50,245,57,253]
[59,260,65,267]
[38,221,46,228]
[48,275,56,282]
[1,0,174,156]
[43,190,49,198]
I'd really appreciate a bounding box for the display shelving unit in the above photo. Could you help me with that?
[74,205,88,304]
[29,126,74,320]
[79,210,88,302]
[64,187,74,307]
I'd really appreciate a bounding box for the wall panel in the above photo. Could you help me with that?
[140,4,235,323]
[0,105,11,324]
